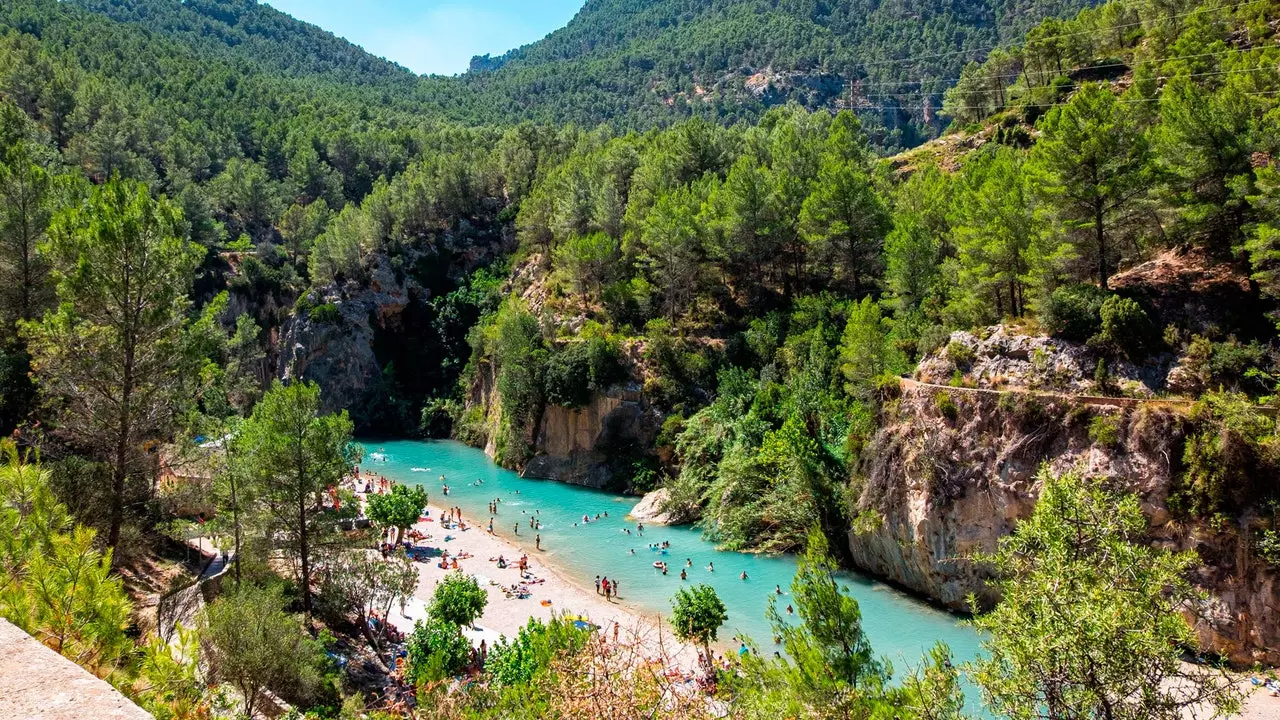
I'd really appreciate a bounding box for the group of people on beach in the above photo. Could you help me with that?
[594,575,620,601]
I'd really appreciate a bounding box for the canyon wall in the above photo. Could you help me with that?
[463,366,664,489]
[850,381,1280,665]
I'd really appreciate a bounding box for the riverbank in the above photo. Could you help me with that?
[375,498,700,671]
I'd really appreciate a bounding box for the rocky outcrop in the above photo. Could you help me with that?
[522,386,663,488]
[278,254,420,413]
[850,379,1280,665]
[629,488,675,525]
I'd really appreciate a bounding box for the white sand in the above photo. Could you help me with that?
[354,485,1280,716]
[381,501,698,670]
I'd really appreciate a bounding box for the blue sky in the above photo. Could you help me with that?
[263,0,586,76]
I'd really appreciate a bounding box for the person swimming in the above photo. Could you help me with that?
[740,571,748,580]
[775,584,782,594]
[707,562,714,572]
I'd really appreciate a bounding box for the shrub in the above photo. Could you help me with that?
[935,391,959,420]
[946,340,975,367]
[1040,284,1110,341]
[485,615,590,687]
[1257,528,1280,568]
[428,572,487,627]
[543,343,592,408]
[916,324,951,359]
[1095,296,1156,360]
[309,303,341,324]
[1176,392,1280,517]
[1093,358,1114,396]
[405,618,472,682]
[1088,414,1121,448]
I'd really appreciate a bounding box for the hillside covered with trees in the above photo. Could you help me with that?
[1,0,1280,717]
[66,0,1102,149]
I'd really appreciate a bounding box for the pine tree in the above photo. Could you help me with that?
[1026,83,1149,289]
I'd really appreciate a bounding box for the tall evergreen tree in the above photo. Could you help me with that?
[240,380,357,615]
[23,177,201,551]
[1026,84,1149,289]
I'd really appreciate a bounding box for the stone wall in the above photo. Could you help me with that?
[0,619,153,720]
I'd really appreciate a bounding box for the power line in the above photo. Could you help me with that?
[845,87,1280,112]
[853,62,1280,102]
[843,42,1280,91]
[849,0,1269,70]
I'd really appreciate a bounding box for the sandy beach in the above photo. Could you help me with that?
[350,480,1280,718]
[374,498,699,671]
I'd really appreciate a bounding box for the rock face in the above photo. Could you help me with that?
[850,380,1280,665]
[278,254,419,413]
[629,488,675,525]
[466,372,665,489]
[522,388,662,487]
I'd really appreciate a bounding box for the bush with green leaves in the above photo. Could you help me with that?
[1176,392,1280,517]
[200,584,331,718]
[1040,284,1110,341]
[366,483,428,535]
[428,571,488,627]
[308,302,341,324]
[945,340,975,367]
[543,342,593,408]
[1094,295,1156,360]
[1087,413,1121,447]
[485,615,591,687]
[406,617,473,682]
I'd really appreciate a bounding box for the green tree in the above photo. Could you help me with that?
[1026,84,1149,289]
[0,145,53,334]
[199,584,329,718]
[884,166,950,316]
[971,467,1243,720]
[428,571,488,628]
[0,441,133,679]
[800,155,888,297]
[277,200,332,270]
[23,177,202,551]
[708,155,780,300]
[554,232,618,302]
[641,184,705,320]
[240,380,358,614]
[839,297,900,398]
[366,482,429,539]
[772,528,881,691]
[319,550,418,653]
[1151,77,1259,249]
[670,583,727,677]
[948,146,1035,321]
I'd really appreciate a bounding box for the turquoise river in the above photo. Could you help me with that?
[363,439,986,703]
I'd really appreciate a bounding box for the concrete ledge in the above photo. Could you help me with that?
[0,619,153,720]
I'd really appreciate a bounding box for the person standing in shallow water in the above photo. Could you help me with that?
[535,533,541,550]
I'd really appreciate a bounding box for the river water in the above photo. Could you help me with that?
[362,439,985,696]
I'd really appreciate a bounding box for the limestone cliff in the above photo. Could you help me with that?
[850,375,1280,665]
[278,254,419,414]
[462,367,664,489]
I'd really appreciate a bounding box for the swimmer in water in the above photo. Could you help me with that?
[775,584,782,594]
[707,562,714,572]
[741,571,748,580]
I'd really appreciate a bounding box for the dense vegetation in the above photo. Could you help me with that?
[64,0,1104,149]
[459,0,1280,554]
[0,0,1278,717]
